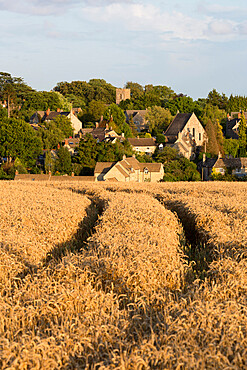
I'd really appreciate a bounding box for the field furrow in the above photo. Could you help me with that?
[0,181,246,369]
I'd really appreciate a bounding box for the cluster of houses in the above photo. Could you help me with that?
[27,88,247,181]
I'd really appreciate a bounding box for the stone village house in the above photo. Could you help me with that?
[94,155,164,182]
[201,155,247,180]
[30,108,82,135]
[125,110,149,132]
[127,137,157,155]
[164,113,206,160]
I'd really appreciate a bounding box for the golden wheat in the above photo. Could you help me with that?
[0,180,246,369]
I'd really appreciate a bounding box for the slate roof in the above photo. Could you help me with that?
[125,110,147,120]
[213,157,247,169]
[94,162,116,174]
[94,157,163,180]
[45,111,70,121]
[138,163,163,172]
[164,113,192,137]
[124,157,141,170]
[226,118,239,139]
[115,164,129,178]
[128,138,156,147]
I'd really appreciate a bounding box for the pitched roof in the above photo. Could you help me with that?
[138,163,163,172]
[44,111,71,121]
[125,110,147,117]
[94,162,116,174]
[213,157,247,169]
[80,128,94,135]
[115,164,129,178]
[164,113,192,137]
[128,137,156,147]
[124,157,141,170]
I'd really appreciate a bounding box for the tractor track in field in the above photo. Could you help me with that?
[155,194,216,280]
[4,194,108,295]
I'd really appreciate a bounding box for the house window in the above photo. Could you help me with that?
[144,168,149,174]
[192,128,195,137]
[199,133,201,141]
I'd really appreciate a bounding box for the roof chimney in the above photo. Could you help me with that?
[46,108,50,116]
[123,154,126,160]
[238,112,241,119]
[95,122,99,128]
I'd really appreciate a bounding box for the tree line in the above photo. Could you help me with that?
[0,72,247,180]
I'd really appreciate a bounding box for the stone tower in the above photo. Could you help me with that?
[116,88,131,105]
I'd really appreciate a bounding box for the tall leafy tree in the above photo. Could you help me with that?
[55,146,72,174]
[238,112,247,156]
[73,134,98,168]
[204,119,219,157]
[0,117,42,166]
[146,106,172,134]
[103,104,126,133]
[125,82,144,100]
[223,138,239,158]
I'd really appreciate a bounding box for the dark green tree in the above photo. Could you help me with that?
[146,106,172,134]
[125,82,144,100]
[73,134,98,170]
[0,117,42,167]
[238,112,247,156]
[103,104,126,133]
[223,138,239,158]
[53,115,73,138]
[55,146,72,174]
[204,119,219,157]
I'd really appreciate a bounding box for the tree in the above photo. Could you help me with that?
[146,106,172,134]
[154,146,200,181]
[125,82,144,100]
[73,134,98,170]
[37,121,64,150]
[0,117,42,166]
[103,104,126,134]
[223,138,239,158]
[78,100,107,127]
[215,119,224,154]
[204,119,219,157]
[45,150,55,174]
[154,146,180,164]
[207,89,228,110]
[55,146,72,174]
[238,112,247,156]
[0,72,26,118]
[53,116,73,138]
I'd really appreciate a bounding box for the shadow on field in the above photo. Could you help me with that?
[11,196,107,286]
[156,196,215,280]
[43,195,106,265]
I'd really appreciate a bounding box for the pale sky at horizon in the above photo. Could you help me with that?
[1,0,247,99]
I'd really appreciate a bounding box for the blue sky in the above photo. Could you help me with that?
[1,0,247,99]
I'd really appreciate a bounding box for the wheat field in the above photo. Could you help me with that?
[0,180,246,369]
